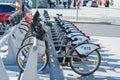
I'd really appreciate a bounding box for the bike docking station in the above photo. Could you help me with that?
[0,10,31,80]
[0,10,65,80]
[0,10,101,80]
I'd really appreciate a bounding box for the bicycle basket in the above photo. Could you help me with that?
[32,10,46,40]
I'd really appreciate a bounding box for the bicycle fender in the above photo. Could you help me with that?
[72,35,88,41]
[75,43,100,56]
[72,36,88,45]
[66,33,83,38]
[63,24,73,28]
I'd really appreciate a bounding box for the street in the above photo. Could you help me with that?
[76,23,120,37]
[32,7,120,25]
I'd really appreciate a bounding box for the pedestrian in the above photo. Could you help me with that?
[48,0,52,8]
[22,3,32,23]
[59,0,62,4]
[73,0,76,7]
[11,0,32,23]
[67,0,72,8]
[63,0,67,8]
[10,0,22,11]
[105,0,110,7]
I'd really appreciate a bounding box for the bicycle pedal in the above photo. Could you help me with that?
[60,63,68,66]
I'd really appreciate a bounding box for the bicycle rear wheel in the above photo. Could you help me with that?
[16,43,48,72]
[70,49,101,76]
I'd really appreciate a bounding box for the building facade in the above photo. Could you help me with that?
[32,0,48,8]
[31,0,57,8]
[113,0,120,7]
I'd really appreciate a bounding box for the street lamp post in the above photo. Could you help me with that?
[36,0,38,9]
[76,0,80,20]
[76,7,78,20]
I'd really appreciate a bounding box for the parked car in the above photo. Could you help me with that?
[0,3,15,35]
[0,3,15,22]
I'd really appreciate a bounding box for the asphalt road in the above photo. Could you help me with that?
[75,23,120,37]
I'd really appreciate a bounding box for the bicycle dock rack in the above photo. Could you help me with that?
[0,23,21,80]
[0,29,13,79]
[3,20,26,65]
[0,11,28,79]
[18,27,65,80]
[0,57,9,80]
[20,38,40,80]
[46,30,65,80]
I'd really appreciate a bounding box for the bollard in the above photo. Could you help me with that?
[0,26,16,64]
[3,38,17,64]
[3,25,19,65]
[20,38,40,80]
[46,31,65,80]
[0,57,9,80]
[4,21,26,65]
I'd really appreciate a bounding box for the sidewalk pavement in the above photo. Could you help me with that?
[32,6,120,25]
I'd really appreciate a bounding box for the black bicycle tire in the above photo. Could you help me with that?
[70,49,101,76]
[16,43,48,71]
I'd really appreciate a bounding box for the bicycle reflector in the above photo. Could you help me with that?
[78,29,83,33]
[82,32,87,36]
[93,59,97,65]
[87,36,90,39]
[20,60,24,66]
[96,44,100,47]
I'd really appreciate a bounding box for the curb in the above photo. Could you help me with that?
[50,18,120,26]
[50,19,112,25]
[111,22,120,26]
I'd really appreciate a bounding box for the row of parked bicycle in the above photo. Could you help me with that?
[16,10,51,76]
[0,9,101,77]
[16,11,101,77]
[49,13,101,76]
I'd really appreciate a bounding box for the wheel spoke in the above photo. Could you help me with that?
[17,44,48,72]
[70,50,101,76]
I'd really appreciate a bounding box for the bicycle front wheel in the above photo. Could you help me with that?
[21,35,34,46]
[16,43,48,72]
[70,49,101,76]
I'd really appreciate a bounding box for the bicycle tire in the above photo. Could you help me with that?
[18,27,27,32]
[21,35,34,46]
[24,31,32,38]
[70,49,101,76]
[24,30,32,37]
[16,43,48,71]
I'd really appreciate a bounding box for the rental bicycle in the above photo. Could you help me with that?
[16,10,49,72]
